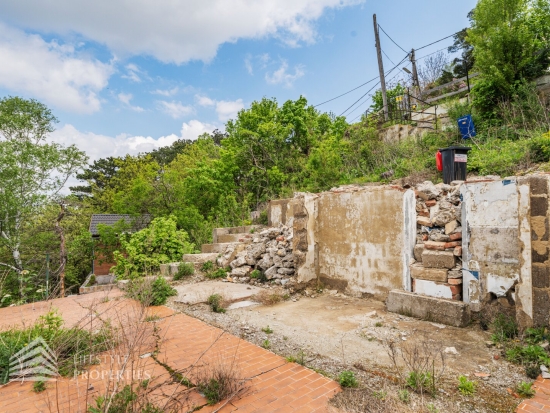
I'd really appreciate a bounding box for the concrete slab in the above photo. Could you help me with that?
[174,281,262,305]
[226,300,260,310]
[386,289,470,327]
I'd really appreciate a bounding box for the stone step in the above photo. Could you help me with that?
[386,290,470,327]
[217,233,254,243]
[201,241,250,254]
[213,225,263,243]
[182,253,219,263]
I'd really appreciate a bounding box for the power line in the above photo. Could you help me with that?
[416,32,459,51]
[313,76,379,107]
[378,24,408,53]
[416,45,451,61]
[381,49,396,66]
[339,53,409,117]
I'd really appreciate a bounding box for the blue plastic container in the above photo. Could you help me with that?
[457,115,476,139]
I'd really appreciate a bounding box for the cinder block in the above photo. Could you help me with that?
[410,264,447,282]
[386,290,470,327]
[422,250,456,269]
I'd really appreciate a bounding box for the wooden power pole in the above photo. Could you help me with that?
[410,49,421,97]
[373,14,388,121]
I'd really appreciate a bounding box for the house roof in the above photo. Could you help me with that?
[89,214,151,236]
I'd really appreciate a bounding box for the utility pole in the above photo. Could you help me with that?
[373,14,388,121]
[410,49,421,97]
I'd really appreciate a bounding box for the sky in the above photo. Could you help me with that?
[0,0,477,163]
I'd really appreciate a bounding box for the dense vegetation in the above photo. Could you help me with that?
[0,0,548,306]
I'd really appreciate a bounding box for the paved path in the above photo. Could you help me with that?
[517,377,550,412]
[0,291,340,412]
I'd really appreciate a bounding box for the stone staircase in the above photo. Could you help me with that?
[160,225,264,276]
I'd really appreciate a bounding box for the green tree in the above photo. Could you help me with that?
[0,97,88,275]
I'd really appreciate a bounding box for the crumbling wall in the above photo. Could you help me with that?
[290,186,415,299]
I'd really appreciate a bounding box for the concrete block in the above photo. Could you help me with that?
[414,244,424,262]
[414,279,453,299]
[410,264,448,282]
[386,290,470,327]
[424,241,446,251]
[445,220,458,235]
[422,250,456,269]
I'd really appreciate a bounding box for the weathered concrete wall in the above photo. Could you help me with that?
[268,199,295,227]
[461,180,523,311]
[292,187,415,299]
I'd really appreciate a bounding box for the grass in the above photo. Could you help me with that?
[261,340,271,349]
[207,294,226,313]
[338,371,358,388]
[516,381,535,398]
[490,313,518,343]
[398,389,410,404]
[0,309,113,383]
[286,350,306,365]
[375,322,383,327]
[200,261,214,273]
[254,290,283,306]
[261,326,273,334]
[457,375,476,395]
[33,381,46,393]
[206,268,228,279]
[145,315,161,322]
[406,371,433,394]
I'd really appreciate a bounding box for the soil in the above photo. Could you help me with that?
[167,278,527,412]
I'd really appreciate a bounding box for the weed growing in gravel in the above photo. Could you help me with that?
[516,381,535,398]
[208,294,226,313]
[426,403,439,413]
[457,375,476,395]
[491,313,518,343]
[375,322,383,327]
[207,268,228,279]
[201,261,214,273]
[261,326,273,334]
[373,390,387,400]
[261,339,271,349]
[338,371,358,388]
[255,290,283,305]
[398,389,410,403]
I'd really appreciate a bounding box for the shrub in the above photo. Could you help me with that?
[516,381,535,398]
[174,263,194,280]
[207,294,226,313]
[338,371,358,388]
[457,375,476,395]
[506,344,550,366]
[126,277,177,306]
[406,371,433,393]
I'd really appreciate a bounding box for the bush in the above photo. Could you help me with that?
[506,344,550,366]
[338,371,358,388]
[491,313,518,343]
[126,277,177,306]
[207,294,226,313]
[174,263,194,280]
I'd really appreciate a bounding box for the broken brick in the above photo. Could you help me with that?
[449,232,462,241]
[447,278,463,285]
[444,241,461,249]
[449,284,461,295]
[424,241,446,251]
[453,246,462,257]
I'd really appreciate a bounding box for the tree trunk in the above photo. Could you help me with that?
[54,204,67,297]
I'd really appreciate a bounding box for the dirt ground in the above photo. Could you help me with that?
[167,279,528,412]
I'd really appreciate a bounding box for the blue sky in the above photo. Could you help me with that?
[0,0,477,162]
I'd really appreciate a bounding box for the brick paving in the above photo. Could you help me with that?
[0,291,340,412]
[517,377,550,412]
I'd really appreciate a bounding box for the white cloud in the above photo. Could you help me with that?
[0,0,364,64]
[265,60,305,87]
[196,95,216,107]
[0,23,112,113]
[244,53,271,75]
[216,99,244,122]
[51,121,217,162]
[121,63,149,83]
[152,87,179,97]
[118,92,144,112]
[157,100,194,119]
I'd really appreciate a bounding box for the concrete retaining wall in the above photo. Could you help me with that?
[287,187,416,299]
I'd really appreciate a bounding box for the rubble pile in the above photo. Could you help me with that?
[412,180,464,301]
[219,226,296,286]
